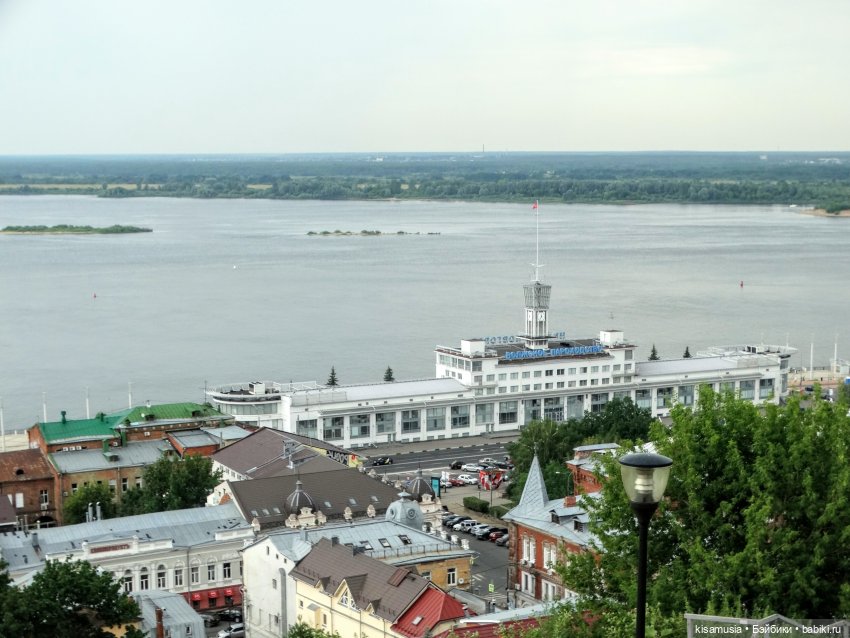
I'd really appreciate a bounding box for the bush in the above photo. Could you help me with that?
[490,505,509,519]
[463,496,489,514]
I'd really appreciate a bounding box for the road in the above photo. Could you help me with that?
[369,441,513,479]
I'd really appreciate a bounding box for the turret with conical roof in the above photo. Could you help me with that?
[505,454,551,522]
[385,491,425,530]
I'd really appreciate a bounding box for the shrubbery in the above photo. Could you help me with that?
[463,496,489,514]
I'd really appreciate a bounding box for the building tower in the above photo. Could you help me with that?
[518,201,552,350]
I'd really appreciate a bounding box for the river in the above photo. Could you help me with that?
[0,196,847,429]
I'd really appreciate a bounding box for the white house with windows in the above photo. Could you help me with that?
[0,503,253,613]
[207,276,795,448]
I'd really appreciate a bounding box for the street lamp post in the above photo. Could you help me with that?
[618,452,673,638]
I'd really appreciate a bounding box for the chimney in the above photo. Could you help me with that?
[564,495,577,507]
[95,502,103,521]
[31,533,39,548]
[155,606,165,638]
[331,536,339,546]
[61,411,67,424]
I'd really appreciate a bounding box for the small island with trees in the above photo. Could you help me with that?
[1,224,152,234]
[307,229,440,236]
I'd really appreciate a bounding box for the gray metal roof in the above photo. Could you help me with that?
[168,429,218,447]
[263,519,473,564]
[635,356,737,376]
[502,455,549,522]
[0,503,249,575]
[573,443,620,453]
[201,425,252,441]
[133,590,206,635]
[49,440,166,473]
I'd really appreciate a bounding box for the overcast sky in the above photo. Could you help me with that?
[1,0,849,154]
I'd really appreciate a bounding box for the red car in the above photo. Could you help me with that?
[488,528,508,541]
[449,478,465,487]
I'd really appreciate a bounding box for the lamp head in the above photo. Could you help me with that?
[619,452,672,505]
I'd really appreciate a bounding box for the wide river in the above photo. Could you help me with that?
[0,196,847,430]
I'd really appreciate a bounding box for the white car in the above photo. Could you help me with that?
[457,474,478,485]
[478,457,498,465]
[454,519,478,532]
[461,463,483,472]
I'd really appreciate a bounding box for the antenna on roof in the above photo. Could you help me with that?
[531,200,543,282]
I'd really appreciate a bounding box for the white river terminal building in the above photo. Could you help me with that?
[208,269,796,448]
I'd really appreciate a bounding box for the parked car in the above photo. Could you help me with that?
[200,614,219,627]
[439,479,452,489]
[488,528,509,541]
[217,623,246,638]
[457,474,478,485]
[449,460,464,470]
[454,519,478,532]
[461,463,483,473]
[479,457,498,465]
[371,456,393,466]
[440,511,456,521]
[495,534,510,547]
[495,461,513,470]
[444,515,469,527]
[449,477,465,487]
[217,609,243,622]
[473,525,495,539]
[469,523,491,535]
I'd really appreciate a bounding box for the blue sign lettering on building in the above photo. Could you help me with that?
[504,345,604,360]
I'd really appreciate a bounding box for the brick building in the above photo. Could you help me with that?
[566,443,619,495]
[502,455,595,606]
[0,449,58,528]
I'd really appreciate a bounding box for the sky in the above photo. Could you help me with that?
[1,0,849,154]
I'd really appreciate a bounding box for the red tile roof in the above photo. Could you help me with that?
[392,586,467,638]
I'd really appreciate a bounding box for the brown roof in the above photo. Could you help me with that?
[292,537,428,621]
[227,469,401,529]
[0,449,53,482]
[212,428,353,478]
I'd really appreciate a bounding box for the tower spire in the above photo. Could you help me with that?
[532,200,543,282]
[520,200,552,349]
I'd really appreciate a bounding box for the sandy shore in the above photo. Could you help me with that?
[799,208,850,218]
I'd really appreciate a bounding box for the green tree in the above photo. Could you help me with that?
[562,388,850,619]
[119,455,221,516]
[288,622,340,638]
[327,366,338,386]
[383,366,395,382]
[683,345,692,358]
[649,344,660,360]
[12,560,141,638]
[63,483,117,525]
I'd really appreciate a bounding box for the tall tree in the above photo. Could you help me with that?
[383,366,395,382]
[119,455,221,516]
[11,559,141,638]
[649,344,660,360]
[561,388,850,619]
[63,483,117,525]
[327,366,338,386]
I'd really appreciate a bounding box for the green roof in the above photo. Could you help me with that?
[38,410,128,443]
[121,402,229,425]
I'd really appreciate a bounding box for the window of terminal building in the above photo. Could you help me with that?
[511,386,519,393]
[476,403,493,424]
[545,369,553,376]
[740,380,755,400]
[568,368,576,375]
[522,385,530,392]
[557,368,565,375]
[498,387,507,394]
[625,363,633,372]
[533,370,542,378]
[602,378,610,385]
[613,364,621,371]
[533,384,541,390]
[486,374,495,382]
[522,371,530,379]
[297,419,318,437]
[350,414,371,438]
[323,416,344,440]
[591,366,599,373]
[656,387,674,409]
[498,373,507,381]
[486,387,495,395]
[568,381,576,388]
[579,380,587,387]
[590,379,598,386]
[580,367,588,374]
[602,365,610,372]
[545,383,553,390]
[451,405,470,428]
[426,407,446,431]
[566,395,584,419]
[474,375,482,384]
[759,379,774,399]
[625,350,633,360]
[376,412,395,434]
[557,382,564,388]
[590,393,609,413]
[499,401,518,424]
[510,372,519,380]
[635,389,651,409]
[401,410,421,433]
[472,361,482,371]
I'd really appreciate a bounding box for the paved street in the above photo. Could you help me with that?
[367,440,516,479]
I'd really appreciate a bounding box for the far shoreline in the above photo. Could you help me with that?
[800,208,850,218]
